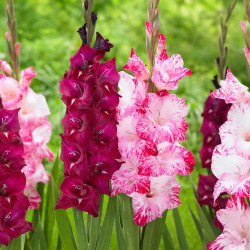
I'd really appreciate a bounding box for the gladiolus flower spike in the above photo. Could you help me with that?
[111,14,194,226]
[55,29,121,216]
[0,98,32,246]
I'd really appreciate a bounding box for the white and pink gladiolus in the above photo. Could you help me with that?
[111,32,195,226]
[207,68,250,249]
[0,61,53,209]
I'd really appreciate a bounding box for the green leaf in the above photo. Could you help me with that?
[121,194,139,250]
[6,236,22,250]
[51,176,77,250]
[163,224,175,250]
[188,206,203,241]
[142,210,168,250]
[173,208,188,250]
[96,196,116,250]
[73,208,88,250]
[194,197,216,245]
[44,155,59,248]
[87,195,103,250]
[37,217,47,250]
[114,197,126,250]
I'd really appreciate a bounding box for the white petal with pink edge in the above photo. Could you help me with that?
[136,93,188,144]
[130,175,181,226]
[210,68,250,104]
[111,159,150,196]
[138,141,195,177]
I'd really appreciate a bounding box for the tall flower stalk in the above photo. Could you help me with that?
[0,0,53,209]
[55,0,121,217]
[206,1,250,248]
[197,0,237,231]
[111,0,194,248]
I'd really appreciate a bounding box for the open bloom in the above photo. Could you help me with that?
[207,196,250,250]
[112,30,194,226]
[56,32,121,216]
[0,99,32,246]
[0,61,53,209]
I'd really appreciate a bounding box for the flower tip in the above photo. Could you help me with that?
[240,21,247,34]
[5,32,10,41]
[15,42,20,57]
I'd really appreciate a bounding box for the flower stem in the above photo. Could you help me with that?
[216,0,237,81]
[5,0,19,81]
[146,0,160,93]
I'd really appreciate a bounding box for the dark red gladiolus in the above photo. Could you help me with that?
[199,95,231,169]
[198,95,231,230]
[0,99,32,246]
[56,33,121,216]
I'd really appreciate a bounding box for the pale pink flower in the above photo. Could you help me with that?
[123,48,150,81]
[0,60,12,75]
[136,93,188,144]
[131,175,181,226]
[20,66,37,89]
[138,141,195,177]
[117,71,148,120]
[210,69,250,104]
[0,75,22,109]
[117,115,157,159]
[152,52,191,91]
[111,158,150,196]
[19,88,50,119]
[207,196,250,250]
[24,184,42,209]
[219,103,250,158]
[212,144,250,201]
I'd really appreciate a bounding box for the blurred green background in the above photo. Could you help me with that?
[0,0,248,249]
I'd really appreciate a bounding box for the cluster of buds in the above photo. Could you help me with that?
[0,99,32,246]
[55,1,121,216]
[111,0,194,227]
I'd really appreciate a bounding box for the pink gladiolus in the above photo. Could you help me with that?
[123,49,150,81]
[0,60,12,76]
[15,43,20,57]
[112,31,194,226]
[0,99,32,246]
[209,69,250,203]
[0,61,53,209]
[207,196,250,250]
[210,68,250,104]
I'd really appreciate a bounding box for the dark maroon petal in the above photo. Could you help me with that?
[93,119,117,142]
[0,231,12,246]
[199,146,214,169]
[0,109,20,132]
[94,32,113,52]
[77,23,87,44]
[70,44,105,70]
[77,188,100,217]
[59,74,83,98]
[0,171,26,197]
[89,174,110,195]
[96,58,119,85]
[92,86,119,110]
[197,174,217,207]
[60,134,80,162]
